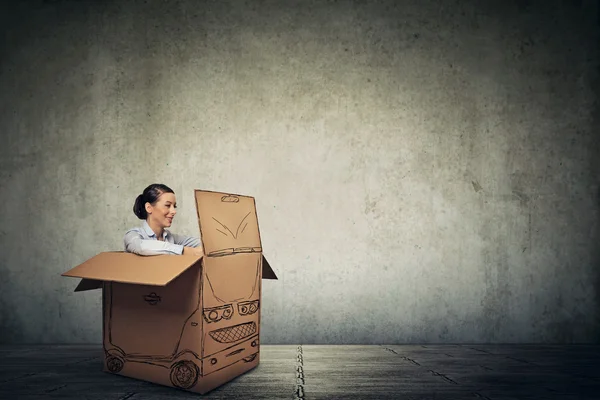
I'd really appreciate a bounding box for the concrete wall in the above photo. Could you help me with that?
[1,0,599,344]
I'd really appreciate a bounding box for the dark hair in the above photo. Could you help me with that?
[133,183,175,220]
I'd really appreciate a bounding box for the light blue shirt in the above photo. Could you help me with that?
[123,220,201,256]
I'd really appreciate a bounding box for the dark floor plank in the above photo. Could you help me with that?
[302,345,482,400]
[0,345,297,399]
[386,344,600,400]
[1,344,599,399]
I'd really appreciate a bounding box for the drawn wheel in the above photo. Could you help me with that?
[170,360,199,389]
[242,353,257,363]
[106,356,124,373]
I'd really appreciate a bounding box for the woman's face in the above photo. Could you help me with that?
[146,192,177,229]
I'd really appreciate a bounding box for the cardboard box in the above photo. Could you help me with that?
[62,190,278,394]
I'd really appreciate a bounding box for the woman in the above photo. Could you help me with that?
[124,183,204,256]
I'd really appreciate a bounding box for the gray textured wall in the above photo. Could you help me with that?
[1,0,599,344]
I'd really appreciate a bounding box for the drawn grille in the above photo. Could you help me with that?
[209,322,256,343]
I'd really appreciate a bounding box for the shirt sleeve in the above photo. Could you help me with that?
[170,232,202,248]
[123,230,184,256]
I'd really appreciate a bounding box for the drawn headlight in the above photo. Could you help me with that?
[237,300,260,316]
[203,304,234,323]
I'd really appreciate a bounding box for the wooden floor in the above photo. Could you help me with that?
[1,344,599,399]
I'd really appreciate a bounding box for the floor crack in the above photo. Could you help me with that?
[382,346,421,366]
[66,356,100,365]
[428,369,458,385]
[0,372,39,384]
[44,384,67,393]
[505,356,536,365]
[467,347,495,355]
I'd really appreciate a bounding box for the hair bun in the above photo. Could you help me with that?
[133,184,175,220]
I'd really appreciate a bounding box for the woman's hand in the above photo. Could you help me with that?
[183,246,204,257]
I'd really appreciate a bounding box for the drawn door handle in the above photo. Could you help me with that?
[221,195,239,203]
[143,292,161,305]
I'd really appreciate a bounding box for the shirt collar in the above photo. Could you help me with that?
[142,220,168,239]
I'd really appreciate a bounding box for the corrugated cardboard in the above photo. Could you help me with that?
[61,189,277,394]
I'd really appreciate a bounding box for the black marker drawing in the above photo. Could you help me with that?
[226,348,245,357]
[220,195,239,203]
[143,292,161,305]
[102,258,262,389]
[238,300,259,316]
[106,355,124,373]
[170,360,199,389]
[203,305,234,323]
[207,247,262,257]
[204,256,261,304]
[242,354,257,362]
[211,211,251,239]
[92,190,277,393]
[209,322,257,343]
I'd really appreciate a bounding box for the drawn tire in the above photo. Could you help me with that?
[106,356,124,373]
[243,353,257,363]
[170,360,199,389]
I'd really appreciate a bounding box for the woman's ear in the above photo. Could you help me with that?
[145,202,152,214]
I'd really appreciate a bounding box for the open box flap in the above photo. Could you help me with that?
[74,278,103,292]
[62,251,202,287]
[195,190,262,257]
[262,255,277,280]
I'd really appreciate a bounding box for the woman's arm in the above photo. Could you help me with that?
[123,230,184,256]
[171,232,202,248]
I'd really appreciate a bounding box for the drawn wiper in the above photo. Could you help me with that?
[212,212,251,239]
